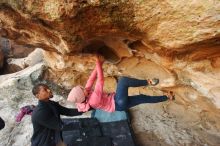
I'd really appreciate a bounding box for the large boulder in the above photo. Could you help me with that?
[2,48,44,74]
[0,63,45,146]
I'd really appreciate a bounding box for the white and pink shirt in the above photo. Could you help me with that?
[75,61,115,112]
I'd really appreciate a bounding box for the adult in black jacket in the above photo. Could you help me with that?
[31,83,83,146]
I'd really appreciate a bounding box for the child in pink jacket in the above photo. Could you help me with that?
[67,55,174,112]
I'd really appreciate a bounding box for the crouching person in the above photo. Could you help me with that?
[31,83,83,146]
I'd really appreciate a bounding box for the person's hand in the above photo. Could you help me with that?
[164,91,175,100]
[96,54,105,63]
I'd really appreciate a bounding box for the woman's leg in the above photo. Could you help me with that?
[115,77,149,111]
[115,77,169,111]
[127,95,168,109]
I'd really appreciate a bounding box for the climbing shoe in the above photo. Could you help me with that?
[148,78,159,86]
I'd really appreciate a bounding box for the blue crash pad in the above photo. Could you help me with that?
[91,109,128,123]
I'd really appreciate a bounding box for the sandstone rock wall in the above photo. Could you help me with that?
[0,0,219,55]
[0,0,220,145]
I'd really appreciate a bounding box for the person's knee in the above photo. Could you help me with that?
[117,99,125,106]
[118,77,129,85]
[119,77,128,81]
[116,99,126,111]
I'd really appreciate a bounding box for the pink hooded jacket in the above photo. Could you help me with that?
[68,61,115,112]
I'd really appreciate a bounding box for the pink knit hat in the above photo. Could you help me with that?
[67,86,85,103]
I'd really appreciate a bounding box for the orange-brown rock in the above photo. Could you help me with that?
[0,1,219,56]
[0,0,220,145]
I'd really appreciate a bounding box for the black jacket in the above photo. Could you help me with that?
[31,100,82,146]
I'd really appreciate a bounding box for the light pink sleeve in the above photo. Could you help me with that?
[76,102,90,112]
[90,61,104,104]
[85,66,97,91]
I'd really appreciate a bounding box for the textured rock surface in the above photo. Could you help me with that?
[0,37,36,74]
[0,37,35,58]
[0,0,220,146]
[0,0,219,54]
[0,63,45,146]
[0,46,3,69]
[3,48,44,73]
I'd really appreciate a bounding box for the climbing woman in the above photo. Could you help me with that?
[67,55,174,112]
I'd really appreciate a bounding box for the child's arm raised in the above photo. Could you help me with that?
[85,67,97,92]
[90,55,104,105]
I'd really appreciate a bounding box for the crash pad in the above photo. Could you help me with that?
[91,109,129,123]
[62,118,136,146]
